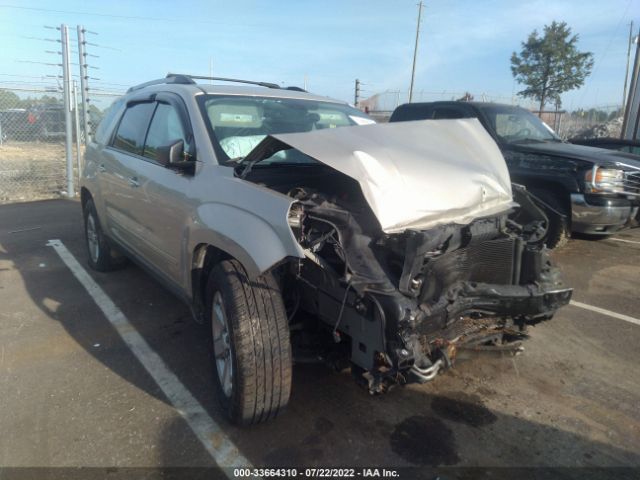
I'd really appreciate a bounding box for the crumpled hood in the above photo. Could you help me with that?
[245,119,514,233]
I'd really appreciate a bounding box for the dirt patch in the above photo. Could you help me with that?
[0,141,84,203]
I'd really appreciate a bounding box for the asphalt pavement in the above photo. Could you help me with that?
[1,199,639,478]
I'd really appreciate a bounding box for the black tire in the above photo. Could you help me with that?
[206,259,292,425]
[529,189,570,249]
[83,198,125,271]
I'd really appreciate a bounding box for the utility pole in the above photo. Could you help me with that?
[354,79,361,107]
[408,1,424,103]
[61,24,74,198]
[622,28,640,140]
[623,21,634,111]
[77,25,91,144]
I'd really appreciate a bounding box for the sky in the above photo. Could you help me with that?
[0,0,638,111]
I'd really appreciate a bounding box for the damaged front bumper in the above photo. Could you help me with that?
[291,192,572,393]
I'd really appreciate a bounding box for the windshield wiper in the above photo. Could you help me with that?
[223,156,244,165]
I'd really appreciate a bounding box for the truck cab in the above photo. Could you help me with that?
[390,101,640,247]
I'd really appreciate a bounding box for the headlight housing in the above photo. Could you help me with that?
[584,167,625,194]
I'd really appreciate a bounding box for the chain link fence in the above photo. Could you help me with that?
[0,86,120,204]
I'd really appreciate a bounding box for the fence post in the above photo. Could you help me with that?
[73,81,82,185]
[77,25,91,144]
[61,24,74,198]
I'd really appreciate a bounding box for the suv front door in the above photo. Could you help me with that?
[131,93,195,285]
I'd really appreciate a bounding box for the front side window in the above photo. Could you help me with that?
[143,102,190,161]
[199,95,374,163]
[111,102,156,155]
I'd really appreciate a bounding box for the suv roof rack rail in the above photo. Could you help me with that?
[167,73,282,90]
[126,74,195,93]
[127,74,307,93]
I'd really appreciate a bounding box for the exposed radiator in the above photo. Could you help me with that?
[420,236,518,303]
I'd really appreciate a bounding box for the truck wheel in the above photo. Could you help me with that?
[530,189,570,249]
[206,259,292,425]
[83,199,125,271]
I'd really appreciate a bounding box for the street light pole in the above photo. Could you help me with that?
[409,1,424,103]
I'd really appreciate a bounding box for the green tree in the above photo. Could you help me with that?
[0,89,22,109]
[511,21,594,115]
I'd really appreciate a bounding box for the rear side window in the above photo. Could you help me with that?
[432,107,466,119]
[143,103,190,161]
[389,104,431,122]
[111,102,156,155]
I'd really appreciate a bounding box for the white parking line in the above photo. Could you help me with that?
[569,300,640,327]
[609,237,640,245]
[46,239,252,475]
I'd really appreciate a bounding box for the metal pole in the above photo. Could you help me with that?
[622,30,640,140]
[623,22,634,111]
[73,80,82,184]
[61,24,74,198]
[408,1,423,103]
[77,25,91,144]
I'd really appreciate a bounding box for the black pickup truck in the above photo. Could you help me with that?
[389,102,640,247]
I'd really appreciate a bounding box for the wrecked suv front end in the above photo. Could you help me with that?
[285,184,571,392]
[235,118,572,392]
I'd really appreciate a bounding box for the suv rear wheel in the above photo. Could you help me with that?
[206,259,292,425]
[83,199,125,271]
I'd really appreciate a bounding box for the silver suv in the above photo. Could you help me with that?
[81,74,572,425]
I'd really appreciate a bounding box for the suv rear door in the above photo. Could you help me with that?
[103,100,156,254]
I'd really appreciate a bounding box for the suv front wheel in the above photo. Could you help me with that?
[206,259,292,425]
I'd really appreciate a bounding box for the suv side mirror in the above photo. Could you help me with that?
[157,139,184,166]
[157,140,194,171]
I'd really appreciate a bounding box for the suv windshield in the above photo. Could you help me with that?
[478,105,561,144]
[198,95,374,163]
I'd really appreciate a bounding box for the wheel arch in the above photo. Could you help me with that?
[523,180,573,224]
[80,187,92,209]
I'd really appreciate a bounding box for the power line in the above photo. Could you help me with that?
[0,3,185,22]
[0,3,261,27]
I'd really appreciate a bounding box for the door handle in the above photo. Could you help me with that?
[128,176,140,188]
[98,164,107,173]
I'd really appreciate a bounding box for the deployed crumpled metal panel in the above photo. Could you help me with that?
[266,119,514,233]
